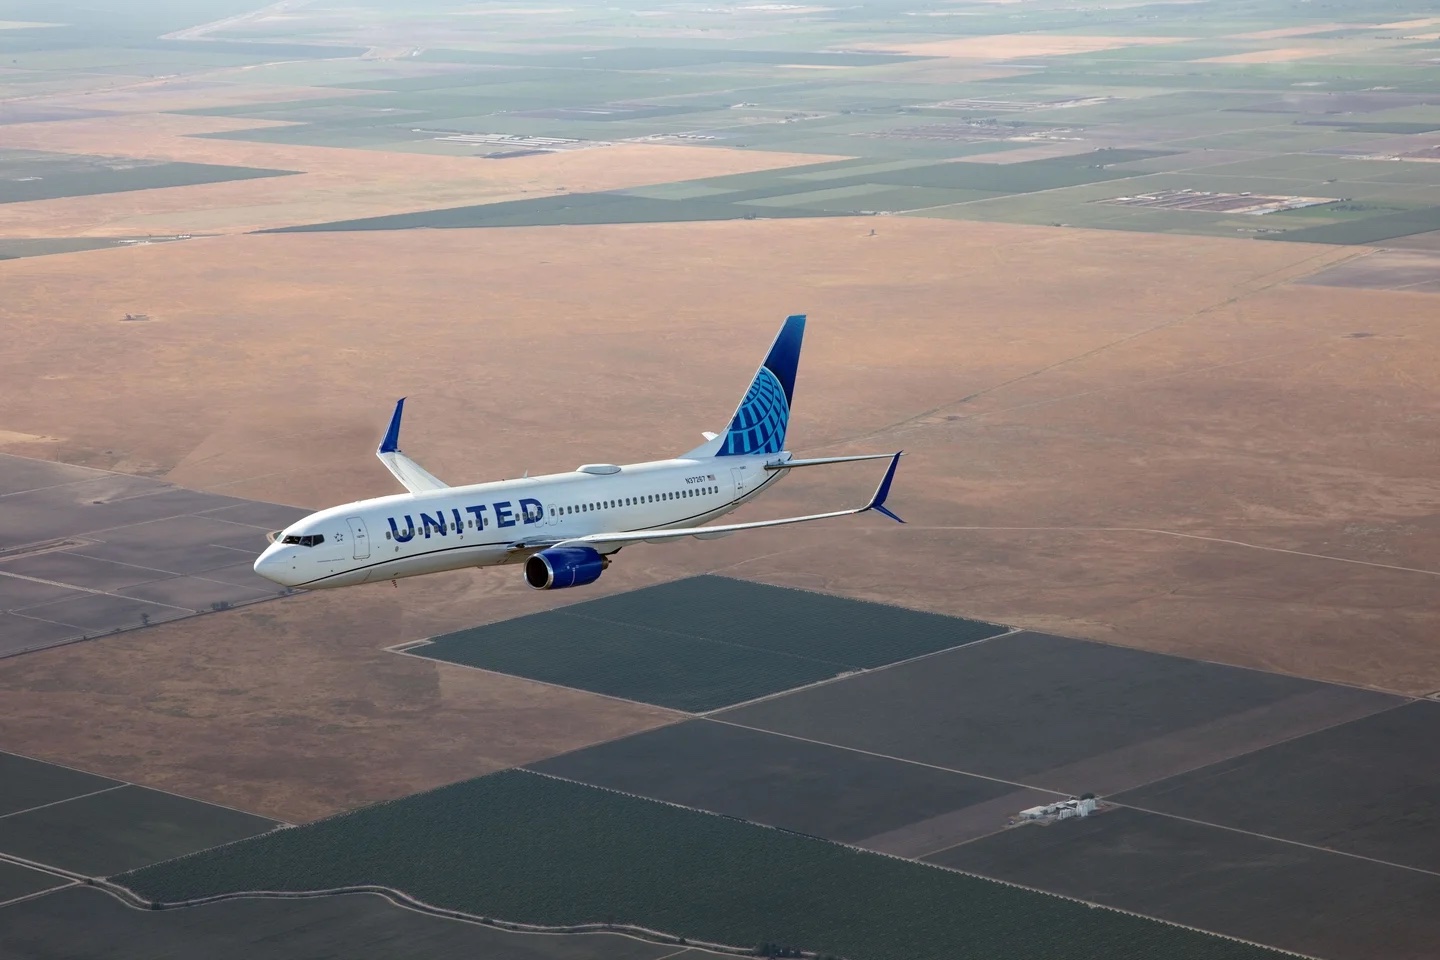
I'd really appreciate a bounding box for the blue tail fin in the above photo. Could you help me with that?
[714,314,805,458]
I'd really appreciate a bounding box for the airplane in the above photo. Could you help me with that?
[252,314,903,592]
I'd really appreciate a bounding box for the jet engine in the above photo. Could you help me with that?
[524,546,608,590]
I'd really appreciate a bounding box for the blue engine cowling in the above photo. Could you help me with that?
[524,546,607,590]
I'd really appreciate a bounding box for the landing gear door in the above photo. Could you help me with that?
[346,517,370,560]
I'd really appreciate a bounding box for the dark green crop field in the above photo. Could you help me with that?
[0,784,278,876]
[0,860,68,904]
[407,576,1006,711]
[530,719,1052,844]
[0,151,296,205]
[0,885,704,960]
[932,807,1440,960]
[119,769,1287,960]
[0,752,120,817]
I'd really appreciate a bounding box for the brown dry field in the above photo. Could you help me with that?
[0,112,834,236]
[855,34,1189,59]
[0,594,679,822]
[4,215,1440,818]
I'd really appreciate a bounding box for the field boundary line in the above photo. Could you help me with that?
[384,644,693,716]
[1118,800,1440,882]
[0,851,87,884]
[523,769,1315,959]
[0,594,287,661]
[708,715,1440,884]
[0,569,194,611]
[1109,698,1413,801]
[0,749,292,826]
[98,880,771,958]
[702,626,1016,716]
[0,783,127,821]
[0,880,77,910]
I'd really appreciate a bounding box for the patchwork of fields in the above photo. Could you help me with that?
[410,575,1008,711]
[117,768,1289,960]
[0,454,306,656]
[0,750,278,878]
[4,0,1440,957]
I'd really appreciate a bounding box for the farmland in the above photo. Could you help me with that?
[0,885,719,960]
[411,575,1007,711]
[3,0,1440,956]
[0,751,119,816]
[530,719,1060,846]
[0,150,295,205]
[0,860,68,904]
[1117,701,1440,874]
[271,149,1173,231]
[118,768,1287,960]
[0,780,278,876]
[718,631,1402,794]
[931,807,1440,960]
[15,0,1424,243]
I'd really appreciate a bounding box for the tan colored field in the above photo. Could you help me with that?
[0,112,835,236]
[1196,46,1335,63]
[855,34,1188,59]
[7,203,1440,822]
[0,586,679,823]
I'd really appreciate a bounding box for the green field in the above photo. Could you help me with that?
[0,238,173,261]
[0,753,120,817]
[0,885,711,960]
[268,150,1174,232]
[408,576,1006,711]
[118,769,1288,960]
[1257,205,1440,244]
[0,860,68,903]
[0,151,296,205]
[0,785,278,876]
[530,719,1053,844]
[0,0,1429,242]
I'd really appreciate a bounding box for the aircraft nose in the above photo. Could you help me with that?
[253,546,297,587]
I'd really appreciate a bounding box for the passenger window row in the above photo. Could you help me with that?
[551,484,720,517]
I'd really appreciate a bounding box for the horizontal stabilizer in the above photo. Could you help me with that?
[376,398,449,494]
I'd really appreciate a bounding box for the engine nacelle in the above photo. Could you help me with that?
[524,546,607,590]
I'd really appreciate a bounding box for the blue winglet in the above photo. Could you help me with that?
[867,452,904,523]
[379,398,406,454]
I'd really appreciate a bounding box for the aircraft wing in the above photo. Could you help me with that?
[528,451,903,552]
[376,398,449,494]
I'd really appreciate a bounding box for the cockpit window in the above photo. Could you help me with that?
[281,534,325,547]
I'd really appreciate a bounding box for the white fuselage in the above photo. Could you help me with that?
[253,455,784,589]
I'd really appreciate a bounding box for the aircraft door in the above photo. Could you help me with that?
[546,504,559,526]
[731,467,746,495]
[346,517,370,560]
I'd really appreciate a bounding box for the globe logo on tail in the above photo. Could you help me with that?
[723,367,790,456]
